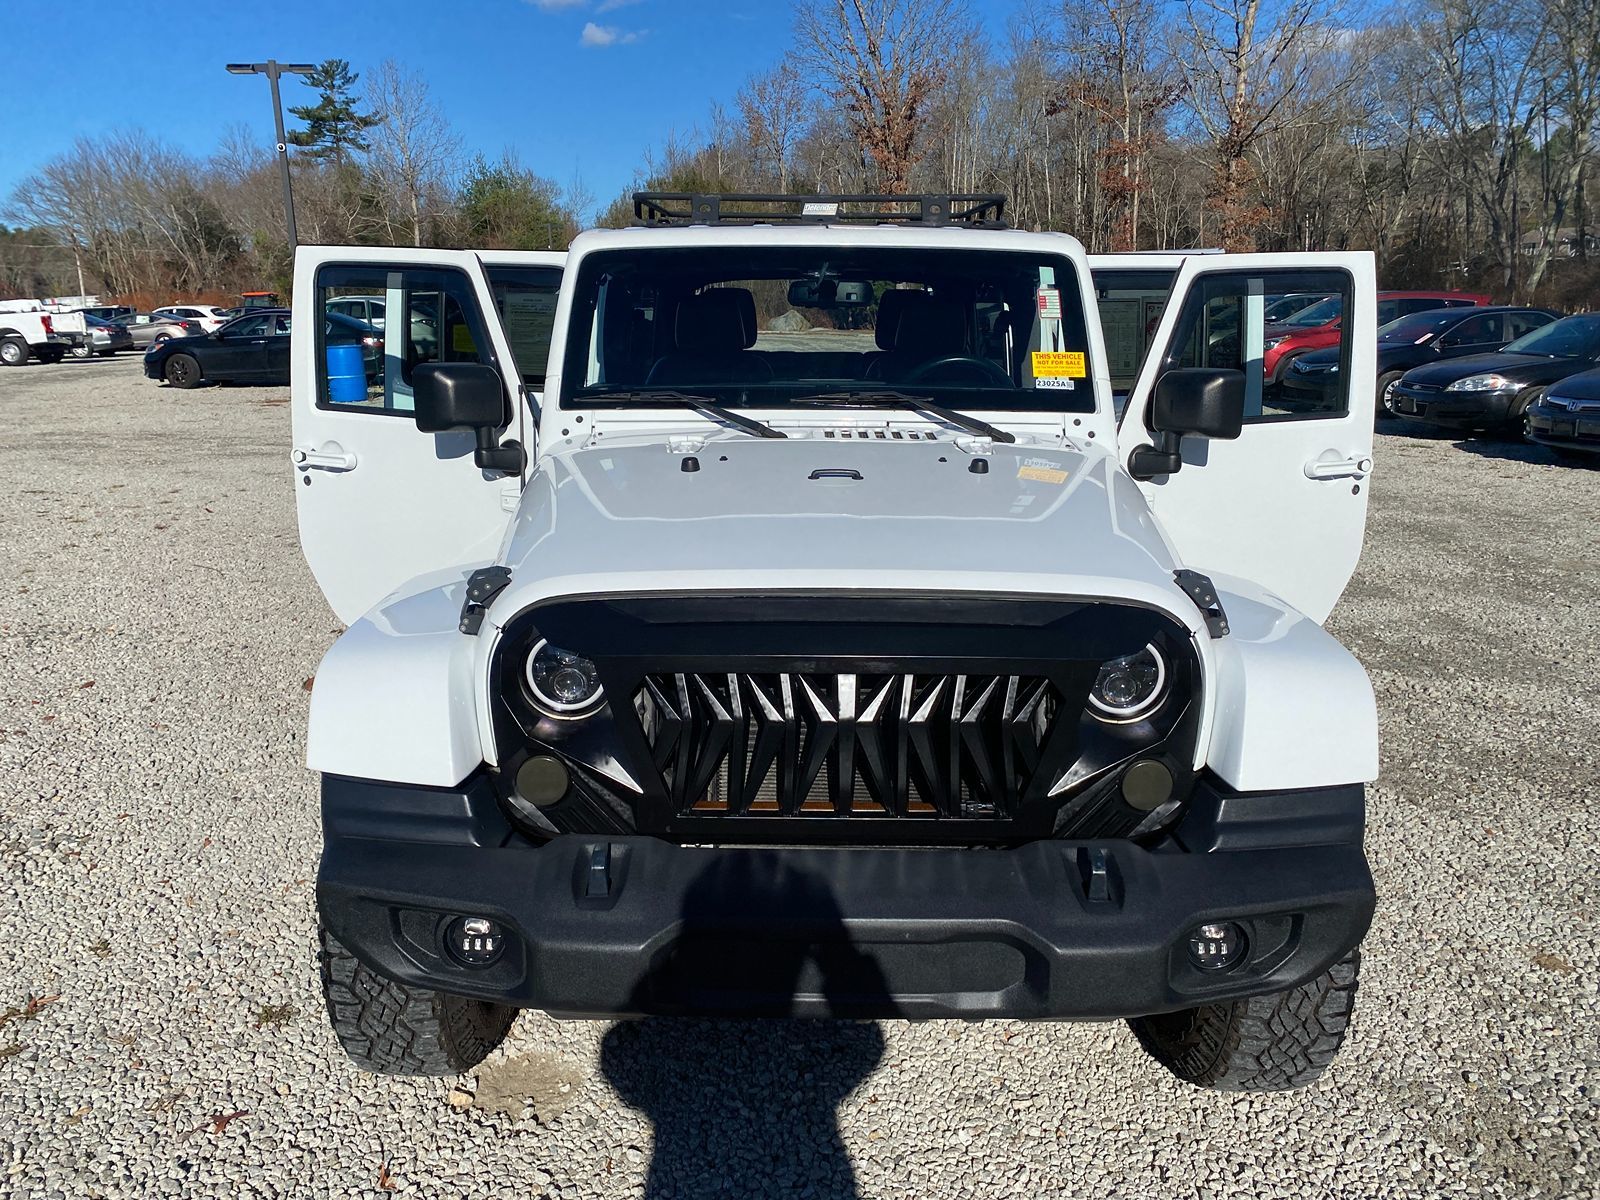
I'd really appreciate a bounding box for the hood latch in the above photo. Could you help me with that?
[1173,569,1230,638]
[459,566,513,635]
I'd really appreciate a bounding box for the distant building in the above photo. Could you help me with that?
[1519,228,1598,258]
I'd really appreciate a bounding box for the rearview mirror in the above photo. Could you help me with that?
[413,361,525,474]
[787,279,871,308]
[1129,368,1246,480]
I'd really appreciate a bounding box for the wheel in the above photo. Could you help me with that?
[1374,371,1404,420]
[164,353,202,388]
[1503,387,1542,437]
[0,337,30,366]
[318,923,515,1076]
[70,342,93,360]
[1268,352,1301,386]
[1130,949,1359,1091]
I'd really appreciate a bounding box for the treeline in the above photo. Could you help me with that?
[4,0,1598,308]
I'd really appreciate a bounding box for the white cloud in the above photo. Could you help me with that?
[580,20,643,46]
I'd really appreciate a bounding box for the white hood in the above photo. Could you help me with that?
[486,436,1202,635]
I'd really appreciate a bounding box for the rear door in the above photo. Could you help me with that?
[1117,252,1377,623]
[291,247,557,624]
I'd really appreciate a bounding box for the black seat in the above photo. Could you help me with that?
[647,289,772,385]
[868,296,972,382]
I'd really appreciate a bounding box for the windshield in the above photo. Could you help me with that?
[561,245,1095,413]
[1501,313,1600,358]
[1378,312,1460,343]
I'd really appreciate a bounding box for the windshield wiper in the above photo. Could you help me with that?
[793,390,1017,444]
[583,390,786,439]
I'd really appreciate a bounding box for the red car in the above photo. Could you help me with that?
[1264,289,1492,383]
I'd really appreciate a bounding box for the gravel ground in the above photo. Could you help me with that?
[1,353,1596,1200]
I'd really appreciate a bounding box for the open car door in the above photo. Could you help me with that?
[291,247,564,624]
[1116,252,1377,623]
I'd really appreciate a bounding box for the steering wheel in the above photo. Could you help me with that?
[902,355,1014,387]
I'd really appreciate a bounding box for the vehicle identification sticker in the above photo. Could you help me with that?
[1032,350,1086,378]
[1033,377,1075,390]
[1017,461,1070,485]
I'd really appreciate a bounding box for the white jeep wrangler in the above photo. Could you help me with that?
[292,195,1378,1091]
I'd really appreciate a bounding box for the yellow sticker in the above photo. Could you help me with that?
[1018,464,1070,485]
[1032,350,1086,379]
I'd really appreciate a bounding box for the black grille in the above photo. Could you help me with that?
[634,672,1071,820]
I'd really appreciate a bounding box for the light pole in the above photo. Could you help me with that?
[226,61,316,248]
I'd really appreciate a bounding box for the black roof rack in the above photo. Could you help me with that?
[633,192,1008,229]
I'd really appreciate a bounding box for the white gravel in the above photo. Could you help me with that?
[1,354,1596,1199]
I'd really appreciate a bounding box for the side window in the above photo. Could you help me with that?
[1092,269,1176,410]
[1445,313,1502,346]
[1508,311,1551,339]
[274,315,292,336]
[226,315,270,337]
[1161,270,1352,421]
[314,265,499,415]
[1376,299,1400,325]
[486,266,562,390]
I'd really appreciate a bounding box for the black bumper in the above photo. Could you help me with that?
[317,773,1375,1021]
[1388,384,1517,426]
[1525,402,1600,454]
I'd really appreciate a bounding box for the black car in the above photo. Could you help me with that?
[1281,306,1560,418]
[1387,313,1600,432]
[144,308,380,388]
[1525,367,1600,463]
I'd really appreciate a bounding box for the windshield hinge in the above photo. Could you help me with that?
[459,566,513,636]
[1173,569,1230,638]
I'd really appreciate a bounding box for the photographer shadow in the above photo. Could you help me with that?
[600,853,890,1199]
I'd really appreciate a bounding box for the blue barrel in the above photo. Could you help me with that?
[326,343,367,403]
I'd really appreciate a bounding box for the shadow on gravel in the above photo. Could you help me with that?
[600,858,888,1199]
[1450,436,1595,468]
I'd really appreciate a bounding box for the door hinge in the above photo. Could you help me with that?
[459,566,513,636]
[1173,569,1230,638]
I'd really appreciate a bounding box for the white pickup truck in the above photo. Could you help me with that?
[0,301,88,366]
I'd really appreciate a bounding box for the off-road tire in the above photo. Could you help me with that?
[317,923,516,1076]
[1129,949,1359,1092]
[164,353,202,388]
[0,337,29,367]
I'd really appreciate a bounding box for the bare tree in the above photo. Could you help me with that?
[1176,0,1350,249]
[365,60,462,247]
[738,59,809,190]
[793,0,974,193]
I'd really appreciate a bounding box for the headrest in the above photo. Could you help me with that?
[891,297,969,357]
[675,289,757,353]
[875,289,928,350]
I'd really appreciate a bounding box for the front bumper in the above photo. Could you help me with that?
[1525,400,1600,455]
[317,772,1375,1020]
[1389,383,1518,426]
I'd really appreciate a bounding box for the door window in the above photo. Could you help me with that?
[1507,311,1554,339]
[314,265,499,415]
[486,265,562,390]
[1441,313,1503,347]
[1092,269,1175,409]
[225,314,272,337]
[1160,269,1353,421]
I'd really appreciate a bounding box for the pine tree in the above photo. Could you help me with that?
[287,59,381,166]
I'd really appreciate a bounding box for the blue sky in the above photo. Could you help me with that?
[2,0,817,219]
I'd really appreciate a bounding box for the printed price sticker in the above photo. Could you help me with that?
[1036,288,1062,320]
[1032,350,1086,378]
[1018,463,1070,485]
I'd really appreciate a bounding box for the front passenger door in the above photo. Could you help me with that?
[1436,312,1504,358]
[213,314,272,378]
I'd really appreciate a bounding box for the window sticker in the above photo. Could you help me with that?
[1036,287,1062,320]
[1034,377,1075,390]
[1032,350,1086,378]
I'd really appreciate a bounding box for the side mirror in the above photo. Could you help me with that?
[1129,368,1246,480]
[413,361,525,474]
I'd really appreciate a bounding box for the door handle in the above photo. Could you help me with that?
[292,445,358,472]
[1303,454,1372,481]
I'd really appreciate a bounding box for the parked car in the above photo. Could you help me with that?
[1282,306,1561,417]
[71,313,135,357]
[0,306,85,365]
[151,304,231,333]
[117,312,197,348]
[144,308,380,388]
[1263,292,1334,324]
[1263,290,1491,384]
[1524,367,1600,463]
[1388,313,1600,432]
[325,293,439,354]
[76,304,138,323]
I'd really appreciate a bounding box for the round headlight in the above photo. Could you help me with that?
[524,639,603,716]
[1089,644,1167,722]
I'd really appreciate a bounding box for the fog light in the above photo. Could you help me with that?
[447,915,505,967]
[1187,921,1246,971]
[1121,759,1173,811]
[516,755,569,807]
